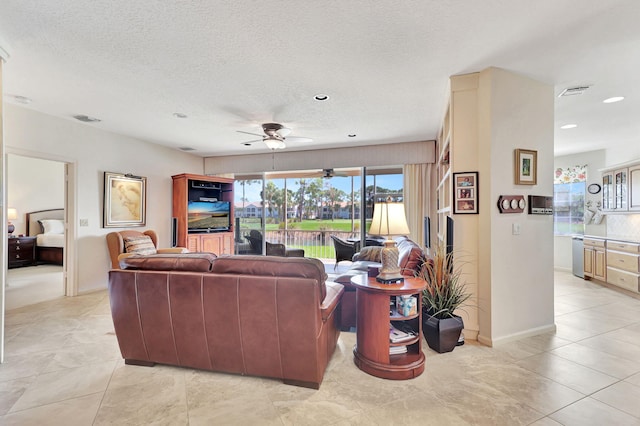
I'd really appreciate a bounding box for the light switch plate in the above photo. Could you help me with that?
[512,223,521,235]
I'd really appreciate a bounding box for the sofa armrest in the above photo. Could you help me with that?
[157,247,189,254]
[352,246,382,262]
[321,281,344,322]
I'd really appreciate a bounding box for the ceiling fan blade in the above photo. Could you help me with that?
[237,130,265,137]
[240,139,263,146]
[285,137,313,143]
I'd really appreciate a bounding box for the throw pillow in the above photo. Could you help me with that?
[123,235,157,255]
[39,219,65,234]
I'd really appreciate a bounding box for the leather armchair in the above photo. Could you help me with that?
[106,229,188,269]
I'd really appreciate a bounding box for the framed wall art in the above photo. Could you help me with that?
[103,172,146,227]
[514,149,537,185]
[453,171,479,214]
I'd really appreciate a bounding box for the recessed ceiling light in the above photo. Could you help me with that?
[73,114,101,123]
[348,134,356,138]
[178,147,195,151]
[173,112,188,118]
[560,124,577,129]
[314,94,329,101]
[603,96,624,104]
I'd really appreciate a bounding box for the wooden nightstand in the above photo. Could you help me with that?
[8,236,37,269]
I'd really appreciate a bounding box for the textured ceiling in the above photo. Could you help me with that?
[1,0,638,157]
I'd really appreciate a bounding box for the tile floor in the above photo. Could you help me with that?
[1,270,640,425]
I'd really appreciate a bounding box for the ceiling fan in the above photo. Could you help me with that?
[238,123,312,150]
[321,168,350,178]
[294,168,353,179]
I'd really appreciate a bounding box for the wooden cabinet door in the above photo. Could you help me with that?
[629,165,640,211]
[594,249,607,281]
[201,234,222,255]
[614,168,628,211]
[602,172,614,211]
[187,235,200,252]
[584,247,594,278]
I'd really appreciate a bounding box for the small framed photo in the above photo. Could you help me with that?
[103,172,147,227]
[514,149,537,185]
[453,172,479,214]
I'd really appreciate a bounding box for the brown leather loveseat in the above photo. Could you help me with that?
[332,236,426,330]
[108,254,343,389]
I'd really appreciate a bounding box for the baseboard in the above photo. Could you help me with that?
[477,323,557,347]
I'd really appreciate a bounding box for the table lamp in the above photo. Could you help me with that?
[8,207,17,235]
[368,199,410,283]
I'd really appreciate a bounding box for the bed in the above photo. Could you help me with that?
[26,208,65,265]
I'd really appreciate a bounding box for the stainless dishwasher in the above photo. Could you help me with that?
[572,235,584,278]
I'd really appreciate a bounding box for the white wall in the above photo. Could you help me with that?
[7,155,64,236]
[4,104,203,293]
[477,68,555,345]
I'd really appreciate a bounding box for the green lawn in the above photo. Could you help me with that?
[264,219,365,232]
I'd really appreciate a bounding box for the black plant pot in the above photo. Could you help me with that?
[422,310,464,353]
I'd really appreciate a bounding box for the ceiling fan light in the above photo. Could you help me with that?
[264,138,286,150]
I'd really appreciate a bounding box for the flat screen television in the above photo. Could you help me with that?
[424,216,431,249]
[446,216,454,272]
[187,200,231,232]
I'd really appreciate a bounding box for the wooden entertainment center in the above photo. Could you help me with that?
[172,173,235,256]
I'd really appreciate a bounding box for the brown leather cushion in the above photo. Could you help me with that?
[211,255,328,301]
[119,252,217,272]
[395,236,426,277]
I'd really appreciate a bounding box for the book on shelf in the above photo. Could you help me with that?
[389,323,416,343]
[389,345,407,355]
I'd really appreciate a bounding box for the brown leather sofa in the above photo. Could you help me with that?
[332,236,426,331]
[108,254,343,389]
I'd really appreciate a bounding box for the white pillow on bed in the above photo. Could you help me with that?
[39,219,65,234]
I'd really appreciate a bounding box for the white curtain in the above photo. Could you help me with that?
[403,163,432,246]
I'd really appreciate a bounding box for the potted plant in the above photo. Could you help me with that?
[418,243,471,353]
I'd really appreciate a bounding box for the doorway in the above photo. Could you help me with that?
[5,154,67,309]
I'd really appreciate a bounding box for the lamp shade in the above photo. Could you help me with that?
[369,202,410,237]
[7,207,18,220]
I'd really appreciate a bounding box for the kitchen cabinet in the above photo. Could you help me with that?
[602,168,628,211]
[629,165,640,211]
[583,237,606,282]
[606,240,640,293]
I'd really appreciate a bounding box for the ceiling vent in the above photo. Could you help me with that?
[179,147,196,151]
[558,86,591,97]
[73,114,101,123]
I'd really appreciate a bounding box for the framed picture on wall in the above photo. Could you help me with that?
[103,172,146,227]
[514,149,537,185]
[453,172,479,214]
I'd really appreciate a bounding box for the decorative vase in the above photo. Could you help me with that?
[422,310,464,353]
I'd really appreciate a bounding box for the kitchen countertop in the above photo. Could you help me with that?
[584,235,640,244]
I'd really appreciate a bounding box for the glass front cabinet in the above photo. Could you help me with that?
[603,168,628,211]
[602,171,613,210]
